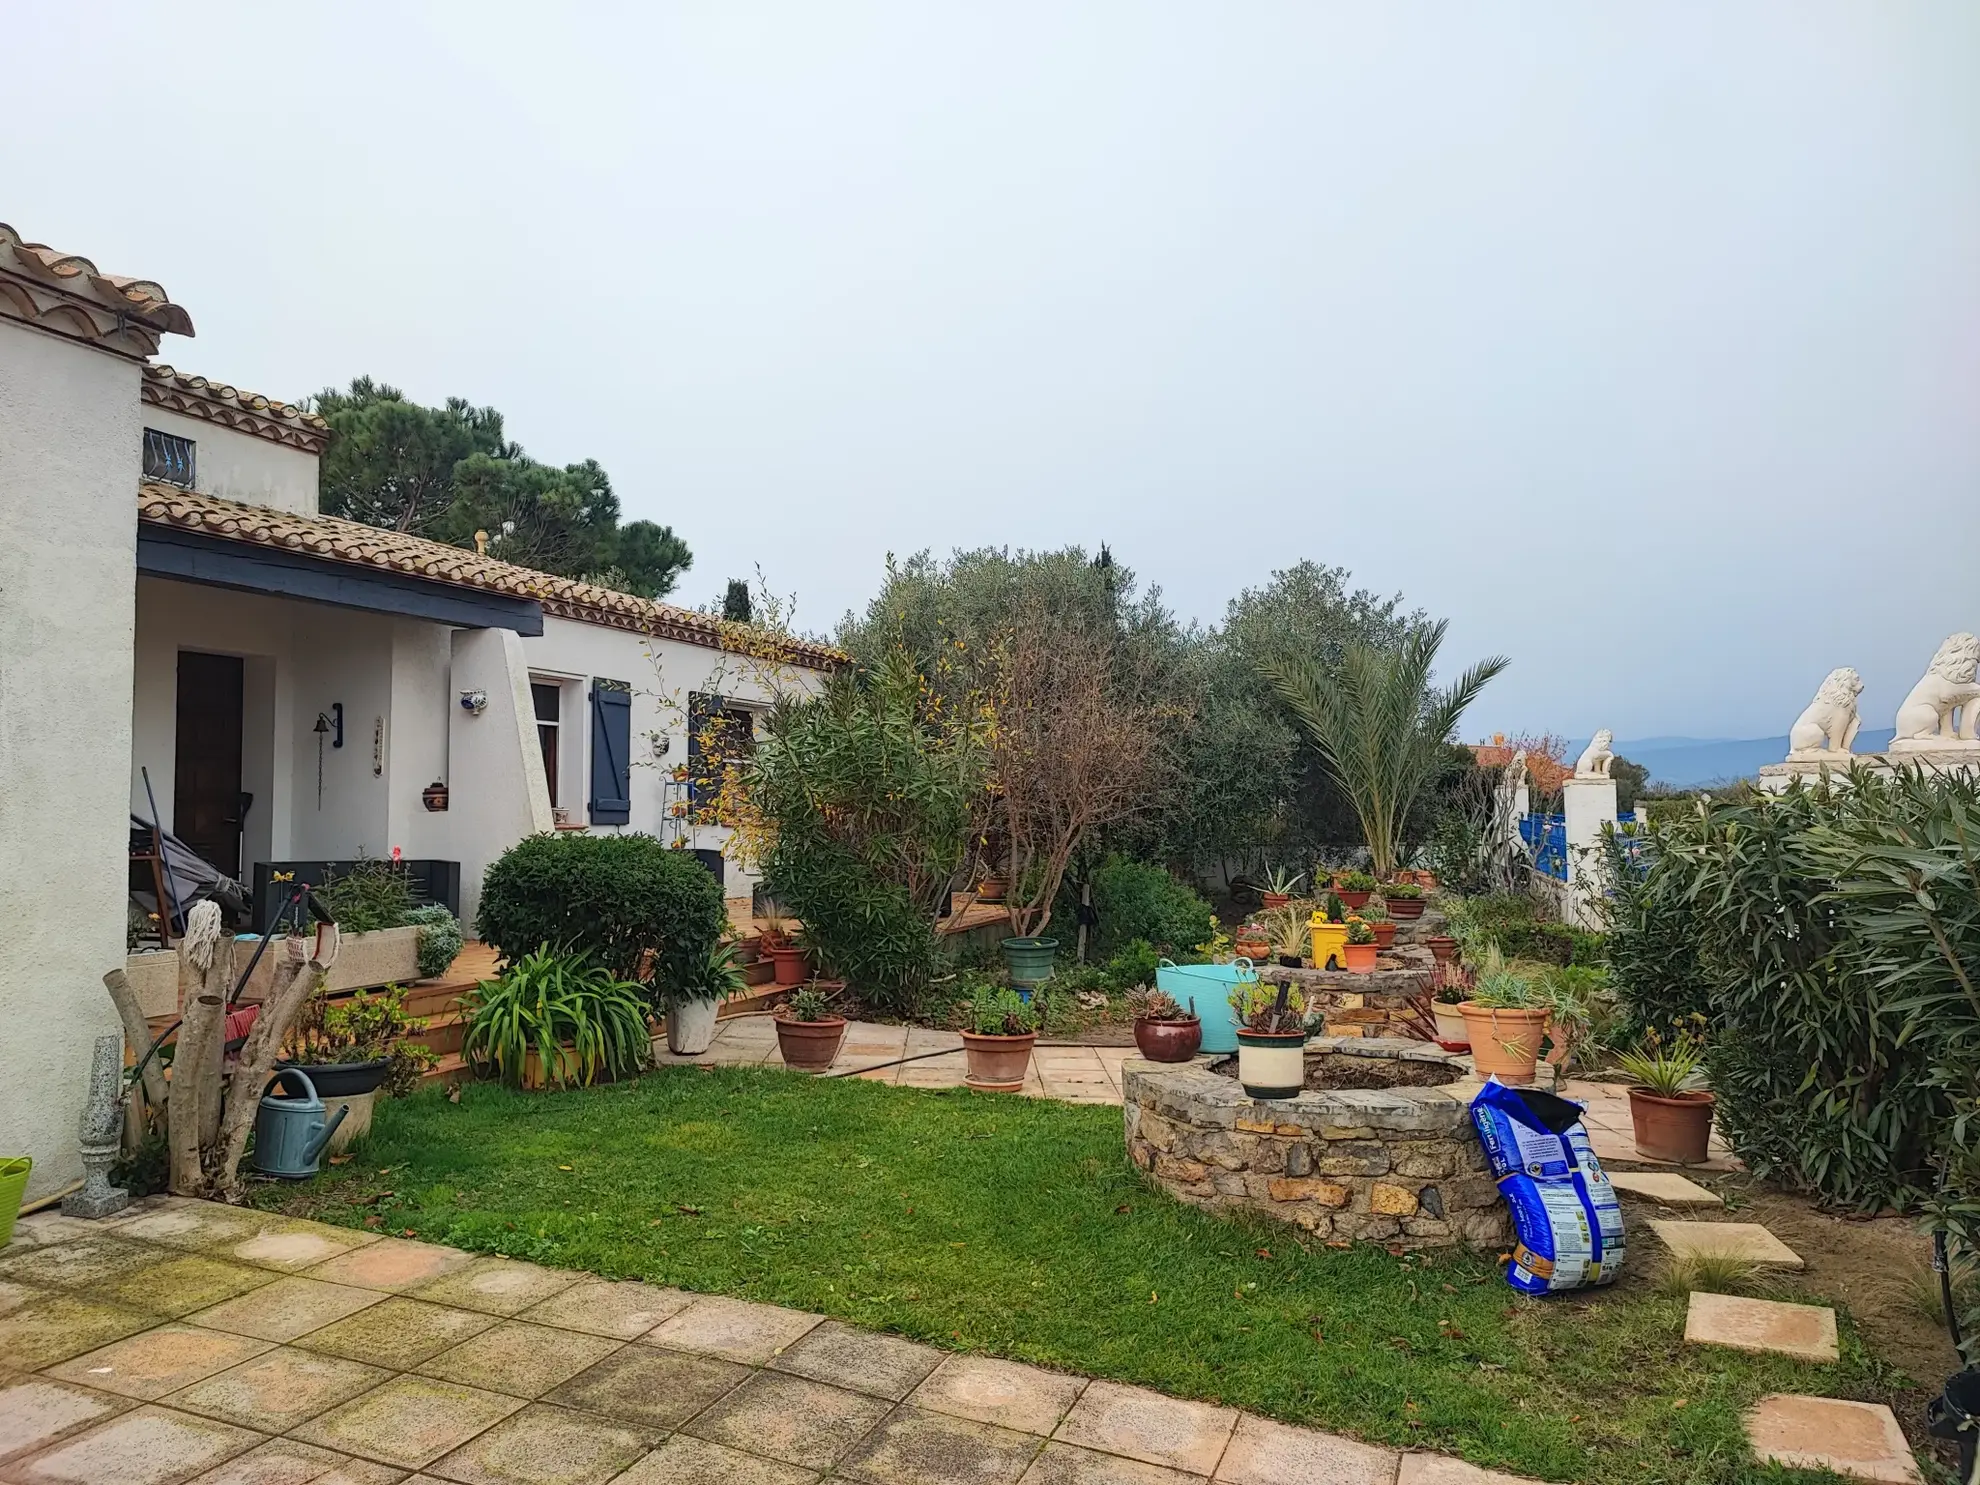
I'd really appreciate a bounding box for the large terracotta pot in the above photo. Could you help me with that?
[1235,1029,1307,1099]
[1260,892,1290,910]
[1386,896,1426,921]
[1425,936,1458,963]
[1371,922,1397,950]
[1342,942,1378,974]
[775,1015,847,1073]
[1628,1089,1717,1164]
[1431,1003,1470,1050]
[962,1031,1036,1091]
[977,875,1007,903]
[1457,1003,1549,1084]
[1336,890,1372,910]
[1133,1016,1202,1063]
[1235,940,1271,963]
[768,945,809,985]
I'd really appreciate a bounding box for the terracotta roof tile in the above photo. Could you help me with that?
[137,485,842,669]
[1472,744,1575,793]
[143,365,329,453]
[0,223,192,357]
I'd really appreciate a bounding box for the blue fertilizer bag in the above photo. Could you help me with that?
[1469,1079,1626,1295]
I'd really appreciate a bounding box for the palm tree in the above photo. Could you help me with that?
[1259,620,1508,878]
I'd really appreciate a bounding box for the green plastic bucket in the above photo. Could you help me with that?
[1001,937,1059,989]
[0,1157,31,1246]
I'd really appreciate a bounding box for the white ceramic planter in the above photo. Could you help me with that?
[1235,1031,1307,1099]
[666,997,722,1056]
[1432,1004,1470,1049]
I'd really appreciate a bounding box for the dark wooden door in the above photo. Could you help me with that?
[174,652,245,876]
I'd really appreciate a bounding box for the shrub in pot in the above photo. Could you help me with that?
[1229,980,1307,1099]
[775,984,847,1072]
[1382,881,1426,920]
[1457,950,1551,1084]
[280,983,436,1148]
[960,983,1041,1092]
[462,947,650,1090]
[663,942,747,1056]
[1126,988,1201,1062]
[1335,870,1377,910]
[1617,1020,1716,1163]
[1341,915,1379,973]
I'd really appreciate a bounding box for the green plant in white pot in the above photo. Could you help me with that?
[665,941,746,1056]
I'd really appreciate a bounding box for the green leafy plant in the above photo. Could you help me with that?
[318,857,417,935]
[1467,947,1543,1009]
[477,833,726,988]
[1358,897,1391,923]
[781,984,838,1023]
[1101,938,1161,993]
[1229,979,1305,1033]
[1261,865,1306,897]
[1074,856,1218,960]
[1337,869,1378,893]
[1383,880,1424,900]
[663,941,749,1007]
[461,947,651,1089]
[1343,915,1376,946]
[1617,1020,1709,1098]
[1268,907,1310,960]
[966,984,1041,1037]
[282,985,437,1098]
[1125,988,1192,1021]
[405,904,463,980]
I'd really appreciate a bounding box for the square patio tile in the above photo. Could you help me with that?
[1744,1395,1920,1482]
[6,1214,108,1250]
[1054,1381,1238,1476]
[516,1279,693,1340]
[1604,1172,1722,1206]
[165,1346,391,1432]
[683,1373,892,1471]
[769,1321,944,1400]
[95,1255,277,1319]
[0,1377,127,1463]
[910,1355,1088,1436]
[228,1227,377,1274]
[48,1324,275,1401]
[8,1404,261,1485]
[0,1236,172,1290]
[423,1403,654,1485]
[305,1239,476,1294]
[0,1278,39,1316]
[1648,1221,1803,1269]
[294,1298,498,1370]
[1213,1414,1397,1484]
[189,1277,386,1344]
[408,1258,575,1318]
[610,1436,818,1485]
[1684,1292,1838,1363]
[0,1293,155,1369]
[183,1436,406,1484]
[643,1296,821,1364]
[1018,1441,1205,1484]
[837,1406,1040,1485]
[544,1345,749,1430]
[1395,1453,1547,1482]
[291,1376,525,1470]
[109,1202,270,1252]
[416,1321,622,1398]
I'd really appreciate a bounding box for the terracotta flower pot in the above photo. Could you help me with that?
[977,876,1008,903]
[768,945,809,985]
[1371,922,1396,950]
[1235,1029,1307,1099]
[1235,941,1271,962]
[1336,890,1372,910]
[1628,1088,1717,1164]
[1457,1003,1550,1084]
[1342,941,1378,973]
[1386,897,1426,921]
[775,1015,847,1073]
[962,1030,1036,1091]
[1133,1016,1201,1063]
[1425,936,1458,963]
[1431,1003,1470,1050]
[1260,892,1290,910]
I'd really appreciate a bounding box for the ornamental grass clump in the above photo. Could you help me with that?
[462,947,651,1090]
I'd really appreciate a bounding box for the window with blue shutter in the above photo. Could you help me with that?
[588,681,632,825]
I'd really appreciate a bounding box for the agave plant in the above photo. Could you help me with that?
[463,946,651,1090]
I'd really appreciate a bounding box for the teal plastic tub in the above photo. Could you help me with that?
[1154,959,1257,1054]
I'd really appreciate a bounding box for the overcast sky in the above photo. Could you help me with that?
[8,4,1976,741]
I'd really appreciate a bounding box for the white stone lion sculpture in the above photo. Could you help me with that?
[1891,632,1980,751]
[1573,729,1613,779]
[1786,667,1863,758]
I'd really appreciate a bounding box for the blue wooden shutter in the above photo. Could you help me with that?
[588,683,632,825]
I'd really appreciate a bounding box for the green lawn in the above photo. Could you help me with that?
[252,1068,1902,1484]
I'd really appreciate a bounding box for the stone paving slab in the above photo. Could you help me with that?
[1053,1381,1238,1476]
[1649,1220,1805,1269]
[5,1403,263,1485]
[46,1323,275,1401]
[0,1377,128,1464]
[1213,1413,1396,1483]
[910,1355,1089,1436]
[1396,1456,1546,1483]
[1685,1292,1839,1363]
[1604,1171,1722,1206]
[1744,1395,1921,1481]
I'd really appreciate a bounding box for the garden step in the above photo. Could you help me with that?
[1744,1395,1920,1481]
[1649,1221,1804,1269]
[1606,1172,1722,1206]
[420,1051,470,1085]
[1684,1292,1838,1362]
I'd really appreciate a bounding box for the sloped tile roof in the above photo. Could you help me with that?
[143,365,329,453]
[138,485,842,668]
[0,223,193,358]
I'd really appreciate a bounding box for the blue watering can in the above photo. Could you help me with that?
[251,1068,348,1179]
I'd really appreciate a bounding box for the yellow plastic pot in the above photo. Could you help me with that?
[1308,913,1348,971]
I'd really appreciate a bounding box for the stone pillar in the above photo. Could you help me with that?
[1562,776,1617,929]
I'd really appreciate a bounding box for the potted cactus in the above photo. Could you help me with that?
[1341,915,1378,972]
[774,984,848,1072]
[961,984,1041,1092]
[1230,981,1307,1099]
[1128,988,1201,1063]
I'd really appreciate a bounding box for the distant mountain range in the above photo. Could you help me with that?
[1603,731,1897,789]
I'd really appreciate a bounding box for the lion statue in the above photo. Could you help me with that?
[1786,667,1863,758]
[1573,729,1613,779]
[1891,632,1980,751]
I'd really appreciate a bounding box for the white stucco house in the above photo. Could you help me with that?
[0,222,833,1204]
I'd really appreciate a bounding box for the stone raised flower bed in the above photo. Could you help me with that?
[1123,1037,1559,1249]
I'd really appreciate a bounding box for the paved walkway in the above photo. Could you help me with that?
[0,1197,1533,1484]
[659,1016,1135,1105]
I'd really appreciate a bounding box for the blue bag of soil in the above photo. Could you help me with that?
[1469,1080,1625,1295]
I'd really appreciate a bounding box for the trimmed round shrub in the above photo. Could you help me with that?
[477,833,726,990]
[1080,855,1217,960]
